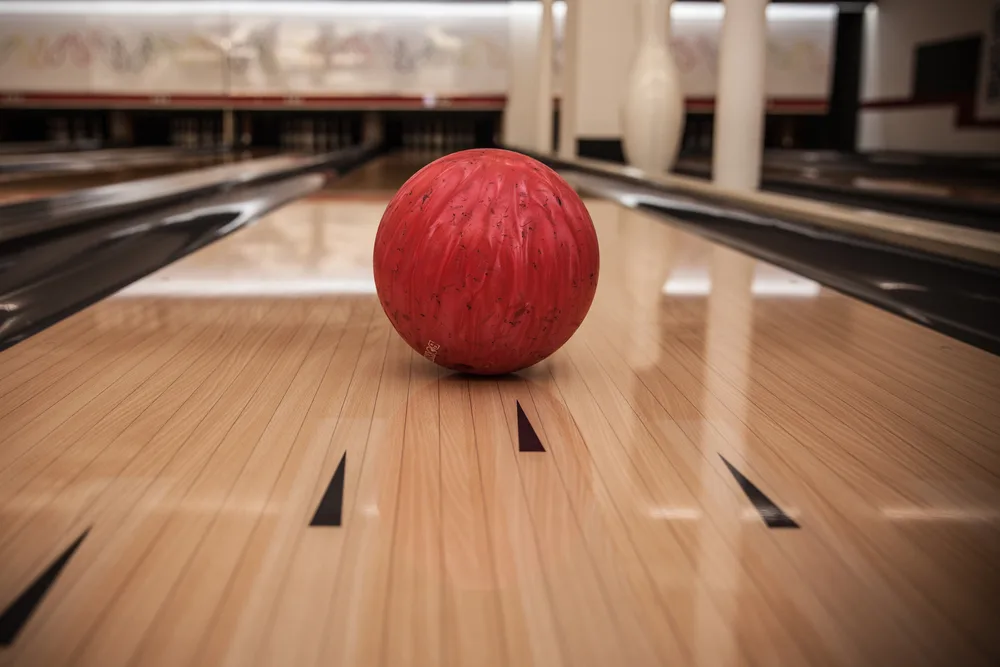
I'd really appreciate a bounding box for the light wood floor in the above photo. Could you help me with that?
[1,163,999,666]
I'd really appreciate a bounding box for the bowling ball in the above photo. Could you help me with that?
[373,148,599,375]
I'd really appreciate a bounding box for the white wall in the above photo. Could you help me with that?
[859,0,1000,154]
[859,106,1000,154]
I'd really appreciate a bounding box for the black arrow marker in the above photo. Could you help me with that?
[720,455,799,529]
[310,452,346,527]
[0,528,90,646]
[516,401,545,452]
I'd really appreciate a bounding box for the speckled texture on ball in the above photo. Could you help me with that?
[373,149,600,375]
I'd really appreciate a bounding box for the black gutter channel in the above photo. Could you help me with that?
[0,144,385,350]
[635,200,1000,357]
[0,146,225,175]
[672,162,1000,232]
[0,143,379,243]
[508,147,1000,357]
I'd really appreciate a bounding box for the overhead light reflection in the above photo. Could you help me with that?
[649,507,702,521]
[876,281,927,292]
[881,507,1000,522]
[663,277,712,296]
[115,277,377,297]
[0,1,519,17]
[764,4,837,21]
[662,277,821,297]
[647,507,802,522]
[670,2,837,21]
[751,279,820,297]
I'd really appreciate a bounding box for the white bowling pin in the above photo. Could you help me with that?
[317,120,327,152]
[621,0,684,172]
[304,118,314,152]
[329,119,340,149]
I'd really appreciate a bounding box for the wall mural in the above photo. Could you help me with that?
[0,9,833,99]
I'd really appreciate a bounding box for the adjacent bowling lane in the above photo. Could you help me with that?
[0,155,998,667]
[676,152,1000,205]
[0,148,257,206]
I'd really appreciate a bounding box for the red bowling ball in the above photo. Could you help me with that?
[373,148,600,375]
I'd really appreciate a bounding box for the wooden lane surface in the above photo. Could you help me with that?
[0,187,999,666]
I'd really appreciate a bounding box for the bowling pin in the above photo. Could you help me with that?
[56,118,69,145]
[621,0,684,172]
[330,120,340,150]
[316,120,327,152]
[202,119,213,148]
[304,118,314,152]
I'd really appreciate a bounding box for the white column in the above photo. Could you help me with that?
[536,0,555,153]
[558,0,580,159]
[503,1,542,148]
[712,0,769,191]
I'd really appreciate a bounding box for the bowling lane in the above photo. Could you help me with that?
[321,152,434,196]
[674,152,1000,231]
[677,152,1000,204]
[1,163,999,666]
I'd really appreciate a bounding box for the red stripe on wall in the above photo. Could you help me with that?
[0,92,830,114]
[686,96,828,114]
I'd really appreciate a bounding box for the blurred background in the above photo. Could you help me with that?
[1,0,995,158]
